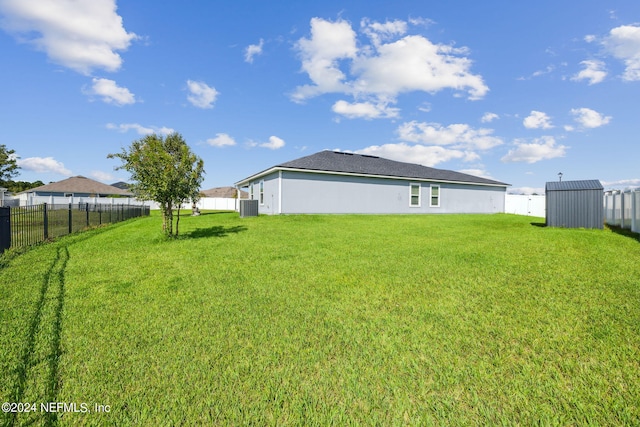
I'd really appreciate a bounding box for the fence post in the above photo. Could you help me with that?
[632,191,637,233]
[43,203,49,240]
[68,203,72,235]
[0,207,10,253]
[86,203,89,228]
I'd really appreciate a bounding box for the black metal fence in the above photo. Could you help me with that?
[0,203,150,253]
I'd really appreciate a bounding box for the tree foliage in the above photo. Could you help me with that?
[0,144,20,186]
[2,180,45,193]
[108,132,205,236]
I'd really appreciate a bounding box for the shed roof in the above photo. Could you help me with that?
[237,150,509,187]
[20,176,133,196]
[545,180,603,192]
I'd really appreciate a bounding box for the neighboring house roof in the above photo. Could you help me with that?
[236,150,509,187]
[201,186,248,198]
[545,180,603,192]
[110,181,132,190]
[20,176,133,196]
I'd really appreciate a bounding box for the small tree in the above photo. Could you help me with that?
[108,132,205,236]
[0,144,20,186]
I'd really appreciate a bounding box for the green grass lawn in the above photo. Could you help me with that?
[1,212,639,425]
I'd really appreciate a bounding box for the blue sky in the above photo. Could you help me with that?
[1,0,639,194]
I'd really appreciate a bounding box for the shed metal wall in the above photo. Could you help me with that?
[545,185,603,229]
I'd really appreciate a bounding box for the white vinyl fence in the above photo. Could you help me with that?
[604,190,640,233]
[504,194,546,217]
[146,197,239,211]
[14,194,149,207]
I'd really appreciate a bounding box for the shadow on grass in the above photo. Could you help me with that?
[606,224,640,243]
[183,225,247,239]
[6,245,69,427]
[530,222,546,228]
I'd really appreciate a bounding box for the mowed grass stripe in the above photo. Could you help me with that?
[1,212,639,425]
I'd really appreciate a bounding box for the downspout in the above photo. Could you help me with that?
[278,170,282,214]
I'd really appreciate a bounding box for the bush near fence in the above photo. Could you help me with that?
[0,203,150,252]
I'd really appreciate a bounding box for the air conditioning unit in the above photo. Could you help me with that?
[239,199,258,217]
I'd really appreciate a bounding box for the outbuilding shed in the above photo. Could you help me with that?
[545,180,603,229]
[235,150,509,215]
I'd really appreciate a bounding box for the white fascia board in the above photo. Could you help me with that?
[235,167,280,187]
[235,167,509,188]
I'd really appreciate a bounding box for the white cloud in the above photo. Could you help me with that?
[106,123,174,135]
[186,80,218,109]
[508,187,545,195]
[601,178,640,190]
[245,38,264,63]
[603,24,640,81]
[260,136,285,150]
[292,17,488,109]
[501,136,567,164]
[532,65,555,77]
[361,18,407,46]
[397,121,503,151]
[332,100,399,119]
[571,60,607,85]
[355,143,477,167]
[292,18,358,102]
[570,107,612,128]
[350,35,487,100]
[523,110,553,129]
[90,170,116,182]
[481,112,499,123]
[83,77,135,105]
[206,133,236,147]
[457,168,495,180]
[0,0,137,74]
[17,156,72,176]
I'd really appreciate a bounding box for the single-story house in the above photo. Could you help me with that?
[20,176,133,198]
[200,186,248,199]
[235,150,509,215]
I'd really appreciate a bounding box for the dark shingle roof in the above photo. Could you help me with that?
[272,151,508,186]
[110,181,132,190]
[545,180,603,192]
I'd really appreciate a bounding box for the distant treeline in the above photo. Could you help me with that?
[0,180,45,193]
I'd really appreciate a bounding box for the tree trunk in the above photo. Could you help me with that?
[163,202,173,236]
[176,205,181,236]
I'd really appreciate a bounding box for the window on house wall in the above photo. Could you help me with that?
[249,184,253,200]
[259,180,264,205]
[430,185,440,207]
[410,183,420,207]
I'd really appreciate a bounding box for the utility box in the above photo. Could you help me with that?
[239,199,259,218]
[545,180,603,229]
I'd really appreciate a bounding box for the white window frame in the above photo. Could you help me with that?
[249,183,253,200]
[409,183,421,207]
[259,180,264,205]
[430,184,440,208]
